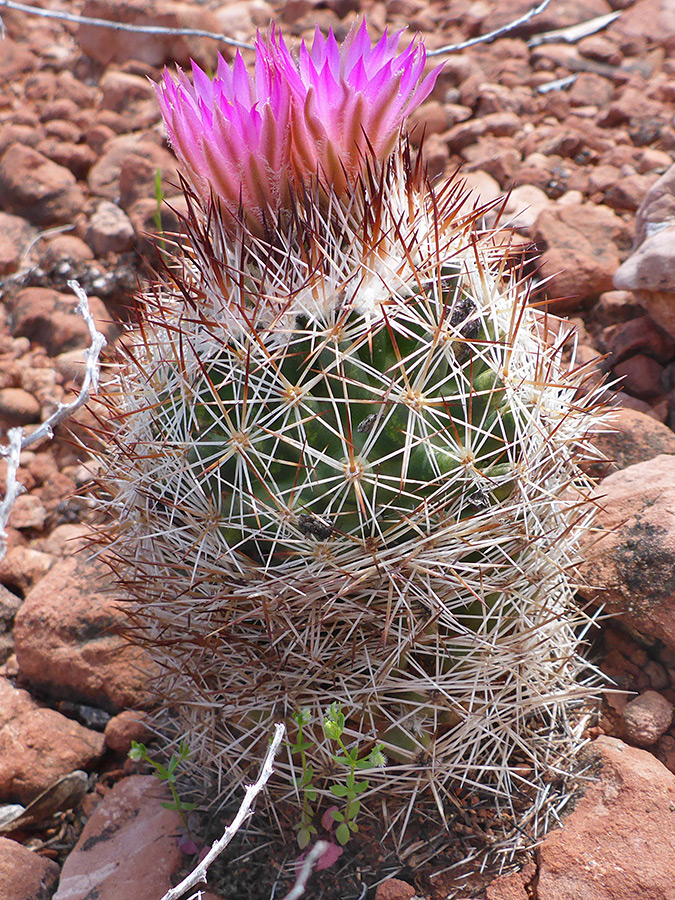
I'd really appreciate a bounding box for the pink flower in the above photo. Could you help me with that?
[268,21,441,193]
[156,46,294,227]
[156,21,441,229]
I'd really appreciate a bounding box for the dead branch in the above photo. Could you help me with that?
[0,280,105,561]
[159,723,286,900]
[427,0,553,56]
[0,0,254,50]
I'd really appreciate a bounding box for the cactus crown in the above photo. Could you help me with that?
[93,22,604,862]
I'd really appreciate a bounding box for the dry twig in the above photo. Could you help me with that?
[0,0,254,49]
[159,723,286,900]
[281,841,330,900]
[1,0,559,57]
[0,280,105,561]
[427,0,552,55]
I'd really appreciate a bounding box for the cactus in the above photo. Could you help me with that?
[92,23,604,850]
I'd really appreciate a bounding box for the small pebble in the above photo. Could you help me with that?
[622,690,674,747]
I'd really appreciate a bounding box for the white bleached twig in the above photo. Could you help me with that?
[428,0,552,56]
[280,841,330,900]
[0,0,254,49]
[159,723,286,900]
[0,280,106,561]
[528,11,621,48]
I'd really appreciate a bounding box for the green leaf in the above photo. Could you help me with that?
[329,784,350,798]
[297,827,311,850]
[349,820,359,833]
[353,780,369,794]
[153,761,170,780]
[347,799,360,819]
[323,721,342,741]
[336,822,350,846]
[305,788,317,802]
[330,809,344,822]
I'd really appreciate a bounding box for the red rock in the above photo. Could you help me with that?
[463,139,522,187]
[0,546,54,594]
[606,0,675,54]
[615,227,675,338]
[533,202,632,310]
[0,212,35,276]
[53,775,184,900]
[476,82,535,117]
[421,134,449,181]
[85,122,117,155]
[35,137,96,180]
[0,123,44,157]
[0,583,21,630]
[0,144,85,226]
[488,0,613,33]
[622,690,674,746]
[13,553,155,712]
[486,862,536,899]
[603,314,675,364]
[656,734,675,775]
[568,72,614,108]
[501,184,550,233]
[0,39,36,81]
[589,407,675,475]
[104,710,152,755]
[604,172,659,212]
[613,163,675,337]
[0,387,41,426]
[593,290,651,326]
[36,471,77,525]
[85,201,135,256]
[588,163,621,196]
[76,0,221,69]
[374,878,416,900]
[0,836,60,900]
[578,455,675,649]
[644,659,670,691]
[9,494,47,531]
[636,147,673,175]
[7,287,114,356]
[537,736,675,900]
[88,133,178,206]
[0,676,104,803]
[577,34,623,66]
[214,0,271,41]
[38,524,90,558]
[406,101,452,144]
[613,353,665,401]
[99,69,157,113]
[44,118,82,143]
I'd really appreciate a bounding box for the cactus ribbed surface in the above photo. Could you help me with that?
[94,149,603,842]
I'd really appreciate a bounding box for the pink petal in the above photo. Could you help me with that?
[316,842,344,871]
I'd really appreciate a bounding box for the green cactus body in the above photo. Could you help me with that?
[95,154,604,839]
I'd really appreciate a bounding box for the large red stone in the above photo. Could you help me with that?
[13,553,155,713]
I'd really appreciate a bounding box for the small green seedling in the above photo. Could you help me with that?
[153,168,165,233]
[152,168,168,258]
[323,702,386,847]
[289,708,318,849]
[128,739,197,830]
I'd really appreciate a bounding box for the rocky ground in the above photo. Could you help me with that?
[2,0,675,898]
